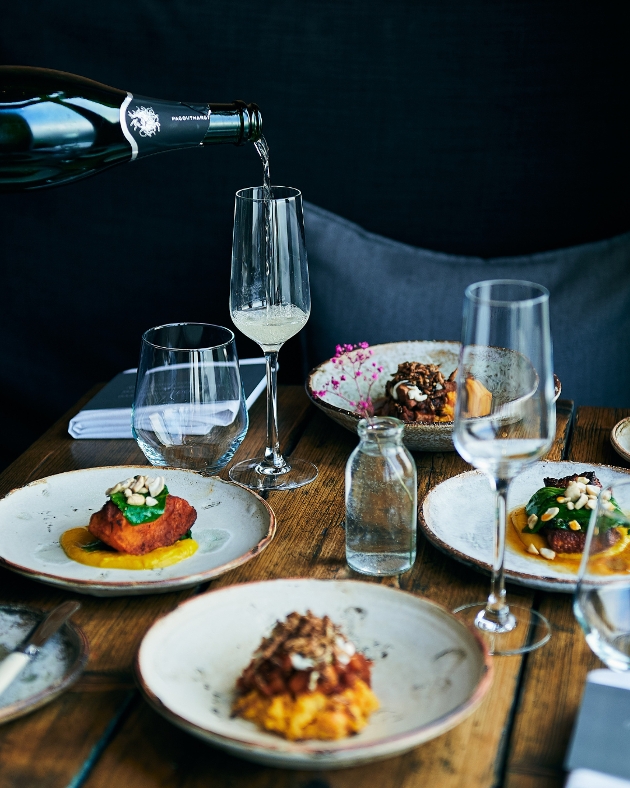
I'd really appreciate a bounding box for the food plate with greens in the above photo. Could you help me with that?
[0,467,275,596]
[421,461,630,592]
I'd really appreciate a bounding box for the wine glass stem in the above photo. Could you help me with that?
[263,351,286,470]
[486,477,511,623]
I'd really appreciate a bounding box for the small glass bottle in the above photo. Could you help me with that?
[345,417,417,576]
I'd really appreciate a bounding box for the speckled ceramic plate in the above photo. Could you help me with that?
[611,417,630,465]
[0,604,88,724]
[306,341,561,452]
[136,578,492,769]
[421,461,630,593]
[0,467,275,597]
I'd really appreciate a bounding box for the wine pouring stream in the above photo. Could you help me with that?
[228,139,317,490]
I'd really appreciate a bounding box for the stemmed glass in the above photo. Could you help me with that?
[228,186,318,490]
[575,479,630,671]
[453,280,556,655]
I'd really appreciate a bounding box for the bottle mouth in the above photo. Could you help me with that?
[357,417,404,439]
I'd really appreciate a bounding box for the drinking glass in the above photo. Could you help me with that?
[453,280,556,655]
[132,323,248,474]
[575,479,630,671]
[228,186,317,490]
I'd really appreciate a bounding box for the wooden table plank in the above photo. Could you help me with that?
[504,404,630,788]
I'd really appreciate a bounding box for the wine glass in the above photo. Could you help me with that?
[132,323,248,474]
[575,479,630,671]
[228,186,318,490]
[452,280,556,655]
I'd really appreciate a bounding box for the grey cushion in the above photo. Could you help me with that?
[304,202,630,408]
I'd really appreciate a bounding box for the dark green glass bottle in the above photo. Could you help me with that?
[0,66,262,191]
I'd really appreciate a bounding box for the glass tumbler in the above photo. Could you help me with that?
[345,417,417,576]
[132,323,248,474]
[574,478,630,671]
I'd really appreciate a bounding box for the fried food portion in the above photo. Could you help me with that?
[88,495,196,555]
[233,611,379,740]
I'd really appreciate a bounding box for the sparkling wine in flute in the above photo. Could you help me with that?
[0,67,262,191]
[231,305,309,352]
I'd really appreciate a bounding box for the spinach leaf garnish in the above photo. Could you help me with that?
[109,485,169,525]
[524,486,623,534]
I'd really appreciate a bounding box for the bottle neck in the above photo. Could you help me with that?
[204,101,262,145]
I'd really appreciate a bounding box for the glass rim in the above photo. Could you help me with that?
[465,279,549,307]
[235,185,302,203]
[357,416,404,436]
[141,322,235,351]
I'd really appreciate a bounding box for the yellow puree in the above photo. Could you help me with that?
[60,527,198,570]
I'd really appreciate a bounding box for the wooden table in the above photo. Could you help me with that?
[0,387,628,788]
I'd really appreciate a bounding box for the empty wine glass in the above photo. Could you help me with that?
[453,280,556,655]
[575,479,630,671]
[132,323,248,474]
[228,186,317,490]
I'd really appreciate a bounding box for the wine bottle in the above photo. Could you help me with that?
[0,66,262,191]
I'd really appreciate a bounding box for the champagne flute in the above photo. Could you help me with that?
[453,280,555,655]
[228,186,318,490]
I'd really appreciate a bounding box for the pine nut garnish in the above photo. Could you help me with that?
[541,507,560,522]
[576,476,590,484]
[575,494,588,510]
[145,496,158,506]
[568,520,581,531]
[566,501,575,510]
[527,543,540,555]
[585,485,600,496]
[527,513,538,528]
[127,493,145,506]
[556,496,567,504]
[540,548,556,560]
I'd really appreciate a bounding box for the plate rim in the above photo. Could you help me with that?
[420,461,630,592]
[0,466,276,593]
[0,603,89,724]
[611,417,630,464]
[134,577,493,766]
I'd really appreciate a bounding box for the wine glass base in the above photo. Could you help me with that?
[229,457,318,491]
[453,602,551,656]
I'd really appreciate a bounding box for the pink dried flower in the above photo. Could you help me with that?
[314,342,384,419]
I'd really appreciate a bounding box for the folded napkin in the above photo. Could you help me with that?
[68,359,267,440]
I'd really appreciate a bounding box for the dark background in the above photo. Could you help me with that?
[1,1,628,471]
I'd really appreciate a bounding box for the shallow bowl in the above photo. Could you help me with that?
[306,340,561,452]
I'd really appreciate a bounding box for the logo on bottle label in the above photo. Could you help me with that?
[127,106,161,137]
[120,93,211,161]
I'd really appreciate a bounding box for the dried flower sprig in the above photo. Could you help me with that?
[313,343,384,419]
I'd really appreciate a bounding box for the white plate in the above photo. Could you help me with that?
[0,467,275,597]
[135,579,492,769]
[421,461,630,593]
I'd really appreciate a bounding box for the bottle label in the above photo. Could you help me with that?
[120,93,210,160]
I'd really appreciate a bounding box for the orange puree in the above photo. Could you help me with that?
[60,527,198,570]
[509,506,630,575]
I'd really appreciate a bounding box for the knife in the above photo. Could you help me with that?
[0,600,81,697]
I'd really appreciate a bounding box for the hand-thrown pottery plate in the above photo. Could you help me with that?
[0,604,88,724]
[306,340,561,453]
[135,578,492,769]
[421,461,630,593]
[0,467,275,597]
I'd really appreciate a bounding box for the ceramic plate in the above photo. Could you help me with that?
[0,467,275,597]
[421,461,630,593]
[306,340,561,453]
[0,604,88,724]
[611,417,630,464]
[136,578,492,769]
